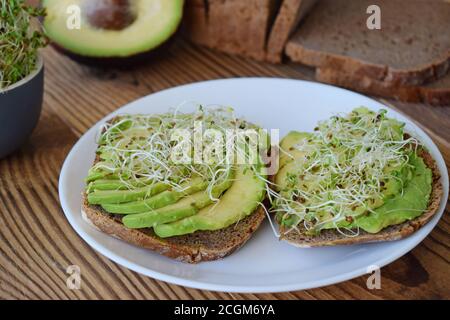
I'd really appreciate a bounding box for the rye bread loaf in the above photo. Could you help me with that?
[184,0,279,60]
[285,0,450,86]
[183,0,210,46]
[82,198,266,263]
[210,0,279,60]
[266,0,317,63]
[316,67,450,106]
[278,149,443,247]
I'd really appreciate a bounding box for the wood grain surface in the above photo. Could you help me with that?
[0,39,449,300]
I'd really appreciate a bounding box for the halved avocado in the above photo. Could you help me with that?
[42,0,184,65]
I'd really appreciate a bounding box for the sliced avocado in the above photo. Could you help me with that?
[275,161,302,192]
[353,153,432,233]
[87,177,154,192]
[87,181,169,204]
[154,165,266,238]
[42,0,184,59]
[101,177,208,214]
[122,170,235,228]
[86,161,118,182]
[278,131,311,169]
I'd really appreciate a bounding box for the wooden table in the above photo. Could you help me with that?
[0,39,449,300]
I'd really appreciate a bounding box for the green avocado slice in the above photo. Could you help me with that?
[87,178,154,192]
[154,165,266,238]
[87,182,169,205]
[101,177,208,214]
[122,170,235,228]
[352,153,432,233]
[278,131,311,169]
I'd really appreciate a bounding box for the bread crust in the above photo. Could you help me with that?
[285,0,450,86]
[316,67,450,106]
[277,149,443,247]
[183,0,210,46]
[266,0,318,63]
[82,198,266,263]
[184,0,279,61]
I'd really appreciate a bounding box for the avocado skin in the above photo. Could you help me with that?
[44,0,184,67]
[50,35,176,68]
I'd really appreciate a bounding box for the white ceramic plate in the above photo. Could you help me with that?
[59,78,448,293]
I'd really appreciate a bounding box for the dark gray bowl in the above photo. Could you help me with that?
[0,57,44,158]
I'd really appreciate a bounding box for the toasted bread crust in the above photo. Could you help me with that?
[286,42,450,86]
[285,0,450,86]
[82,198,266,263]
[278,149,443,247]
[266,0,318,63]
[183,0,210,46]
[316,68,450,106]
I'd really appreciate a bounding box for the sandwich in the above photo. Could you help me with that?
[272,107,443,247]
[82,106,267,263]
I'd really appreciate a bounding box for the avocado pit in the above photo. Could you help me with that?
[84,0,136,31]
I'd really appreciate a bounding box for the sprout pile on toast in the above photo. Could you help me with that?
[87,106,258,196]
[273,107,433,237]
[85,106,267,238]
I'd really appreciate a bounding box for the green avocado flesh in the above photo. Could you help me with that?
[154,165,266,238]
[278,131,312,170]
[85,108,268,237]
[275,107,434,235]
[102,177,208,214]
[87,177,154,192]
[122,170,235,228]
[87,181,169,204]
[351,154,432,233]
[42,0,184,57]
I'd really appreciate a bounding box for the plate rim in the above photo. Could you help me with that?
[58,77,449,293]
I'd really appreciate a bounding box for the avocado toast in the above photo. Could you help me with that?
[82,107,267,263]
[273,107,443,247]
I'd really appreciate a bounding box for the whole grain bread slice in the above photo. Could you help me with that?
[278,149,443,247]
[285,0,450,86]
[316,67,450,106]
[207,0,279,60]
[266,0,318,63]
[183,0,210,46]
[82,198,266,263]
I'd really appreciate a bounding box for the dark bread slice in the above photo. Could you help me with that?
[184,0,279,60]
[285,0,450,86]
[316,67,450,106]
[278,149,443,247]
[208,0,279,60]
[183,0,210,46]
[82,198,266,263]
[266,0,318,63]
